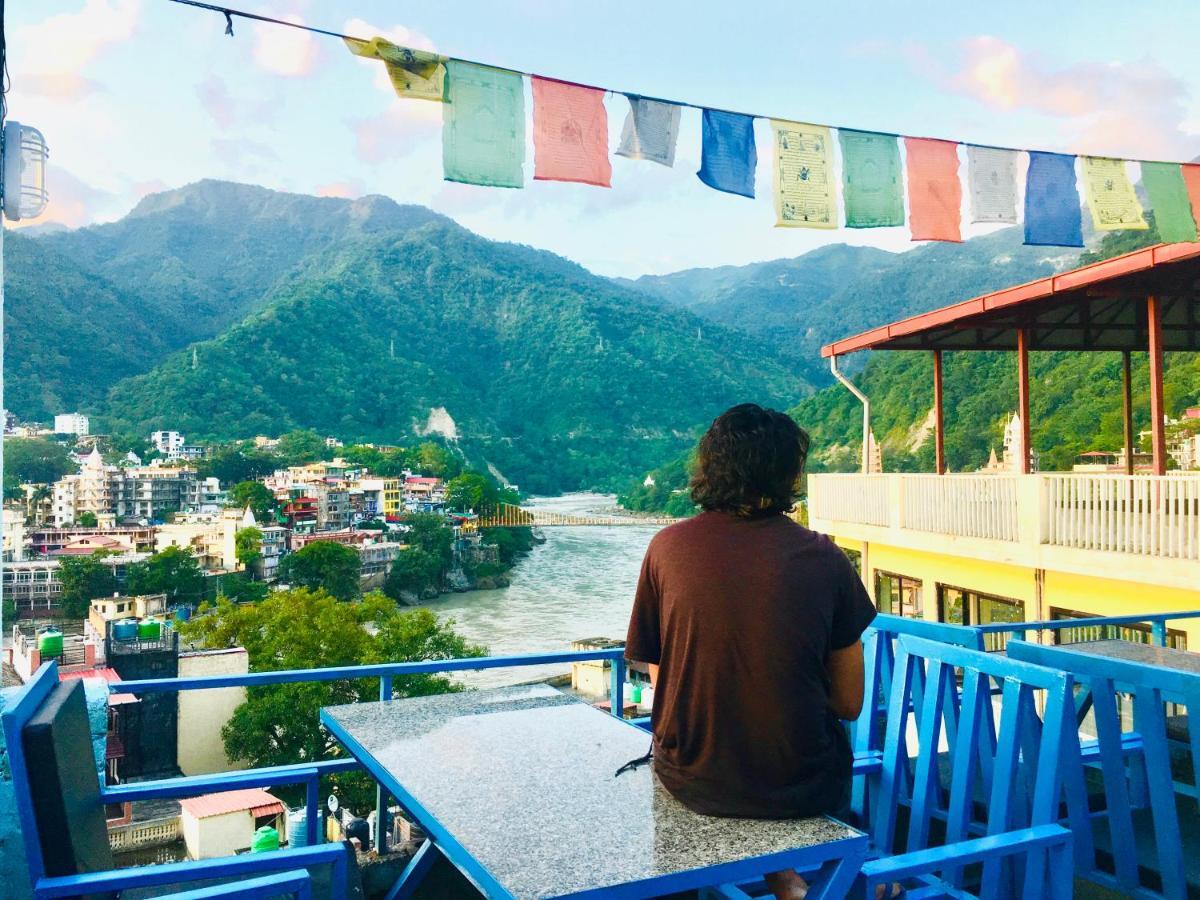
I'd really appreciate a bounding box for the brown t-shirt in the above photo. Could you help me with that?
[625,510,876,819]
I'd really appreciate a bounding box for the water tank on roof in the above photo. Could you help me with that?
[287,808,309,848]
[112,620,138,641]
[37,627,62,657]
[250,825,279,853]
[172,605,192,623]
[137,619,161,640]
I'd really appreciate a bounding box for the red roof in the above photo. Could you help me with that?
[60,666,138,706]
[821,242,1200,357]
[179,789,284,820]
[405,477,439,484]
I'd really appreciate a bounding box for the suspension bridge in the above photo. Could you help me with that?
[468,502,681,529]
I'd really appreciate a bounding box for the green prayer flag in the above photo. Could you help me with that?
[443,61,525,189]
[1141,162,1198,243]
[838,129,904,228]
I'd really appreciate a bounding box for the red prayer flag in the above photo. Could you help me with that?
[1182,164,1200,230]
[905,137,963,242]
[531,77,612,188]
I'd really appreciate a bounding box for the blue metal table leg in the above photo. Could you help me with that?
[384,839,438,900]
[801,837,869,900]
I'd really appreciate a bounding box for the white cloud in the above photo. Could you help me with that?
[342,17,438,96]
[13,0,140,100]
[252,14,319,77]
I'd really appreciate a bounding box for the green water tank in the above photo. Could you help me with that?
[137,619,161,640]
[37,628,63,657]
[250,825,279,853]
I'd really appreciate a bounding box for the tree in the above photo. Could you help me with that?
[401,513,454,582]
[128,546,206,604]
[445,473,489,512]
[383,547,442,599]
[235,527,263,573]
[355,518,387,532]
[275,429,327,466]
[4,438,74,487]
[58,552,118,618]
[77,511,98,528]
[228,481,276,522]
[412,442,462,479]
[278,540,361,601]
[200,445,279,487]
[219,574,269,604]
[179,589,484,809]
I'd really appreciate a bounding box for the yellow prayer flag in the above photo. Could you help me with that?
[1082,156,1147,231]
[343,37,446,102]
[771,121,836,229]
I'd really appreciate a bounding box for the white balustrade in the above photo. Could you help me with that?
[807,474,891,527]
[900,474,1020,542]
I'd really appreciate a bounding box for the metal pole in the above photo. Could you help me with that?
[830,356,872,474]
[1122,350,1134,476]
[933,350,945,475]
[1017,329,1032,475]
[1148,296,1167,476]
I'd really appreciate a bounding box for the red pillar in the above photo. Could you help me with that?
[933,350,946,474]
[1122,350,1134,475]
[1148,295,1167,475]
[1017,328,1032,474]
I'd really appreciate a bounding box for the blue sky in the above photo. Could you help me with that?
[9,1,1200,275]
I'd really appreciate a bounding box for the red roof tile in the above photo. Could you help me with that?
[179,789,284,820]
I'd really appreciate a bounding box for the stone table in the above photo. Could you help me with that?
[321,684,866,899]
[1060,639,1200,674]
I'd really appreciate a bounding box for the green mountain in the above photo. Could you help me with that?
[66,188,804,493]
[621,228,1072,379]
[7,181,444,419]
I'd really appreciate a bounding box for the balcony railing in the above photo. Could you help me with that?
[809,471,1200,561]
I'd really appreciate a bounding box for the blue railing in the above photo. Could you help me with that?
[975,610,1200,647]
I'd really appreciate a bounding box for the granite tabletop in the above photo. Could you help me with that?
[322,684,860,899]
[1060,639,1200,673]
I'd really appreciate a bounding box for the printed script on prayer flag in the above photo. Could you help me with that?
[531,78,612,187]
[770,121,836,229]
[1024,151,1083,247]
[905,138,962,242]
[1082,157,1147,232]
[967,146,1018,225]
[697,109,757,198]
[616,97,681,168]
[344,37,446,102]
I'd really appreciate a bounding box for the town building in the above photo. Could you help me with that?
[313,485,351,530]
[4,505,27,562]
[255,522,288,581]
[179,789,285,860]
[29,525,156,557]
[150,430,185,456]
[403,476,446,510]
[53,412,89,436]
[3,553,147,618]
[51,450,218,526]
[156,508,259,574]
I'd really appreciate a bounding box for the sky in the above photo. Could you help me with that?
[8,1,1200,276]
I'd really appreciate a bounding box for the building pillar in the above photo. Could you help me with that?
[1148,296,1167,476]
[1122,350,1134,475]
[1017,328,1032,474]
[933,350,946,475]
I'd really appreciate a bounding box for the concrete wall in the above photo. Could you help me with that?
[177,649,249,775]
[0,686,34,900]
[183,810,253,859]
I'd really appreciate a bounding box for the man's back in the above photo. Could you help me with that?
[626,510,875,818]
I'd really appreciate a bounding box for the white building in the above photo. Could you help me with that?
[150,431,185,455]
[54,412,89,436]
[179,789,285,859]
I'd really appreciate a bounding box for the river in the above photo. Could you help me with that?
[418,493,663,687]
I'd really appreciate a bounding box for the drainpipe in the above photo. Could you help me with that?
[830,356,872,474]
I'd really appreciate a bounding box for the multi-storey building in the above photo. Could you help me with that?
[28,525,156,557]
[150,430,186,456]
[382,479,403,520]
[4,552,147,617]
[256,522,288,581]
[3,505,26,562]
[811,244,1200,648]
[156,508,257,573]
[53,412,89,435]
[313,485,351,530]
[51,451,215,526]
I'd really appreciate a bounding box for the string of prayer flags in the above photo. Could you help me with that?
[839,130,903,228]
[770,121,836,229]
[1182,164,1200,227]
[966,146,1019,224]
[442,61,525,189]
[531,77,611,187]
[344,37,446,102]
[905,138,962,242]
[616,97,681,168]
[1024,151,1083,247]
[1082,157,1147,232]
[1140,163,1198,243]
[697,109,757,198]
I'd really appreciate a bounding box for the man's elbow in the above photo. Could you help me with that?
[830,694,864,721]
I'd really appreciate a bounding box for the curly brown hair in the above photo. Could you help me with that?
[689,404,810,517]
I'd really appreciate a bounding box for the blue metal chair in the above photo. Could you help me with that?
[2,661,357,899]
[1008,639,1200,900]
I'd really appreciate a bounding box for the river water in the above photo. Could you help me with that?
[418,493,663,687]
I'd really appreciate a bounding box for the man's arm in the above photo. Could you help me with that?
[647,663,659,688]
[828,642,865,720]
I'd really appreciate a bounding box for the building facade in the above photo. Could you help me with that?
[53,412,89,435]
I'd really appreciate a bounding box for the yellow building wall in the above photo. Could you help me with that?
[832,536,1200,644]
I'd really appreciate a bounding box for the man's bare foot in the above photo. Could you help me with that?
[765,869,808,899]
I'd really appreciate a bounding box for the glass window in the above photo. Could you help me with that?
[938,585,1025,651]
[875,571,922,618]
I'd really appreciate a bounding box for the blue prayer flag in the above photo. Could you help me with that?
[697,109,757,198]
[1024,151,1083,247]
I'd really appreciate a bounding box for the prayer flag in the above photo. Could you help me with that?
[1141,162,1198,243]
[905,138,962,242]
[770,120,836,229]
[1181,164,1200,228]
[1082,157,1147,231]
[967,146,1018,224]
[344,37,446,102]
[442,61,525,189]
[697,110,757,198]
[616,97,681,167]
[1024,151,1083,247]
[530,78,611,187]
[838,130,904,228]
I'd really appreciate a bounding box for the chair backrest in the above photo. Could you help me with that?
[872,635,1077,895]
[1008,639,1199,900]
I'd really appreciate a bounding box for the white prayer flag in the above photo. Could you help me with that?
[616,97,681,167]
[967,146,1019,224]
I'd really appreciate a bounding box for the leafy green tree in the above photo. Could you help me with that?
[401,513,454,582]
[275,430,327,466]
[128,546,206,604]
[445,472,489,512]
[201,446,279,487]
[58,552,118,619]
[179,589,484,809]
[219,574,269,604]
[412,442,462,479]
[383,548,442,599]
[228,481,276,521]
[355,518,387,532]
[278,540,361,601]
[4,438,74,487]
[235,527,264,573]
[77,511,98,528]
